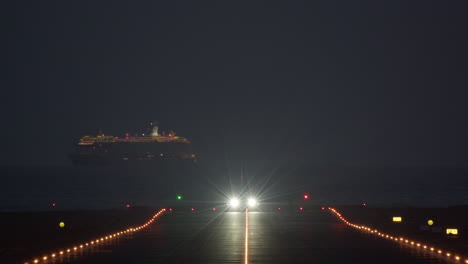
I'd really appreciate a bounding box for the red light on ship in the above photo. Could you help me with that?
[212,207,216,211]
[321,207,325,210]
[299,207,304,211]
[363,203,367,206]
[191,208,195,211]
[126,204,130,208]
[169,208,173,212]
[303,194,309,200]
[52,203,56,207]
[278,207,281,210]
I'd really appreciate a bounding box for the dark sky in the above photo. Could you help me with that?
[2,1,468,168]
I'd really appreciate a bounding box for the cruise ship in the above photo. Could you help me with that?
[69,123,196,166]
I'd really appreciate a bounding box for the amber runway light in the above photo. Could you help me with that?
[328,207,467,264]
[23,208,166,264]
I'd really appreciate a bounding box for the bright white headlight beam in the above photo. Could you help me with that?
[247,198,257,207]
[229,198,240,207]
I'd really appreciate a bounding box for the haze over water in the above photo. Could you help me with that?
[1,165,467,211]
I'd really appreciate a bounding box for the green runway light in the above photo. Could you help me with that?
[177,195,182,200]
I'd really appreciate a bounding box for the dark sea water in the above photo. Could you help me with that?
[0,165,467,211]
[0,163,206,211]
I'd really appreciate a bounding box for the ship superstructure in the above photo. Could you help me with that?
[69,123,196,166]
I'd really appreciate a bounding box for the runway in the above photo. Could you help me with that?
[42,209,451,264]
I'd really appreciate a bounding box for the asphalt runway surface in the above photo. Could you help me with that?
[43,209,450,264]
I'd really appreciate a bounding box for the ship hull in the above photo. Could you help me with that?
[69,153,196,167]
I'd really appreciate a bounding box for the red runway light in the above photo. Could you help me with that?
[299,207,304,211]
[126,204,130,208]
[169,208,173,212]
[212,207,216,211]
[278,207,281,210]
[321,207,325,210]
[52,203,56,207]
[363,203,367,206]
[303,194,309,200]
[191,208,195,211]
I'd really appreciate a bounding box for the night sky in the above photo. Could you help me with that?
[3,1,468,169]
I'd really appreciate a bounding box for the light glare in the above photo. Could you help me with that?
[229,198,240,207]
[247,198,257,207]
